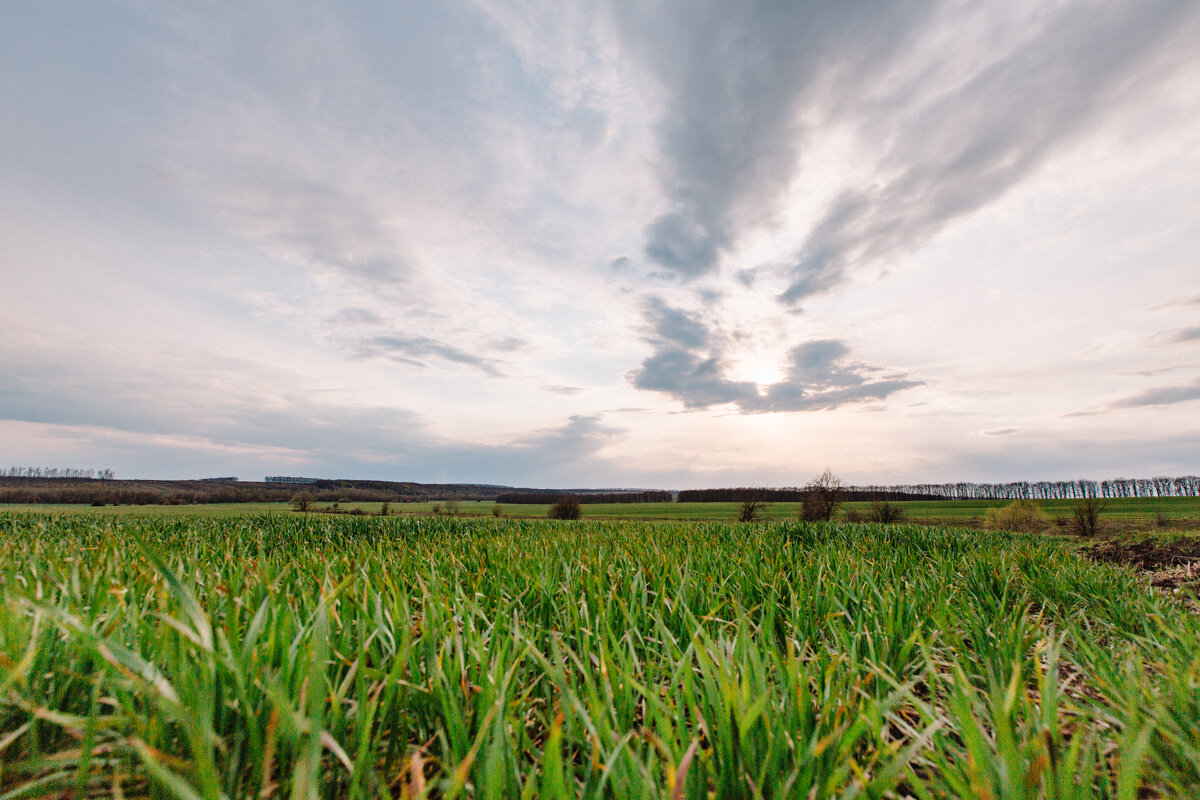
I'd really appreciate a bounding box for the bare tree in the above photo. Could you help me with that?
[869,500,905,524]
[1071,497,1107,537]
[738,499,767,522]
[801,468,845,522]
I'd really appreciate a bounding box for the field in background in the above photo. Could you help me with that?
[3,511,1199,798]
[5,495,1199,526]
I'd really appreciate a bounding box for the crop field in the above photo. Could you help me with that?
[2,512,1199,798]
[5,495,1199,526]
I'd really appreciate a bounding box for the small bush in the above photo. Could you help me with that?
[983,500,1049,533]
[547,496,582,520]
[491,504,503,517]
[90,498,105,507]
[445,499,461,516]
[379,502,389,517]
[430,503,441,515]
[1072,497,1107,537]
[290,491,314,512]
[844,508,863,523]
[738,500,767,522]
[869,501,905,524]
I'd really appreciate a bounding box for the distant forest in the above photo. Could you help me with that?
[1,471,1197,506]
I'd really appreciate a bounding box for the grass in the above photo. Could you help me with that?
[2,510,1199,798]
[6,496,1199,522]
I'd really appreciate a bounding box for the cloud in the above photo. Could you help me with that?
[543,385,585,396]
[1149,294,1200,310]
[351,335,503,376]
[0,340,626,484]
[643,296,711,349]
[628,298,920,412]
[983,428,1020,436]
[630,346,757,409]
[329,307,385,325]
[1163,326,1200,344]
[1111,379,1200,408]
[611,0,937,278]
[779,0,1196,304]
[765,341,924,412]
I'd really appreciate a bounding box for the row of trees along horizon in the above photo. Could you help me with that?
[1,468,1199,505]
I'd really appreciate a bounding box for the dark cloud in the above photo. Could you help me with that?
[611,0,937,278]
[1166,326,1200,344]
[353,335,502,376]
[780,0,1195,304]
[1111,379,1200,409]
[631,346,757,409]
[628,299,919,412]
[643,296,710,349]
[765,341,923,412]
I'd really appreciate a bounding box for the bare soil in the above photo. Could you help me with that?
[1084,533,1200,596]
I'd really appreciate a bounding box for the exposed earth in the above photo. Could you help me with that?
[1085,532,1200,598]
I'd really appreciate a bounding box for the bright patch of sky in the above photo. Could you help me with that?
[2,0,1199,488]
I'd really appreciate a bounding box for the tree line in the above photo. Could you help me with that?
[677,487,941,502]
[2,473,1197,506]
[5,467,114,479]
[495,491,673,504]
[855,476,1200,500]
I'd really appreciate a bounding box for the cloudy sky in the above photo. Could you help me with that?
[3,1,1199,489]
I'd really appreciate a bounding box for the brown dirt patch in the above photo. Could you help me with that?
[1084,535,1200,599]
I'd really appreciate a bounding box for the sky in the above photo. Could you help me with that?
[2,0,1199,489]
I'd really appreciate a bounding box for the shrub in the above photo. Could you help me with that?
[738,500,767,522]
[290,491,314,512]
[379,502,390,517]
[869,501,905,524]
[492,504,503,518]
[430,503,441,515]
[547,496,582,520]
[1071,497,1107,537]
[445,499,461,516]
[801,468,845,521]
[90,498,105,507]
[983,500,1049,533]
[844,508,863,523]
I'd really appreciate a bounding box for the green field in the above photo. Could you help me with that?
[3,511,1199,798]
[5,495,1198,526]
